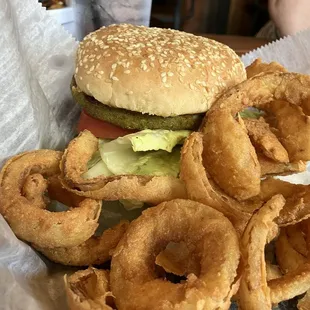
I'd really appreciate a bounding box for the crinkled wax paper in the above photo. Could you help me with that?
[1,0,310,308]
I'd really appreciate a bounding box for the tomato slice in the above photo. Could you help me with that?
[77,110,137,139]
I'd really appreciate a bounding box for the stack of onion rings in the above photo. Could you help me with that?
[0,150,128,266]
[238,195,310,308]
[2,60,310,309]
[0,150,101,248]
[200,71,310,201]
[180,132,310,236]
[275,220,310,309]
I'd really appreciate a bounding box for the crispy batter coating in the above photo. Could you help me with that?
[265,100,310,161]
[266,262,282,281]
[60,130,187,204]
[276,228,307,274]
[260,178,310,226]
[65,268,114,310]
[0,150,101,248]
[22,173,49,209]
[286,224,308,257]
[202,109,261,201]
[180,132,260,236]
[201,71,310,201]
[258,154,306,176]
[275,225,310,308]
[243,117,289,163]
[110,199,240,310]
[246,58,287,79]
[238,195,285,310]
[269,261,310,304]
[33,221,129,266]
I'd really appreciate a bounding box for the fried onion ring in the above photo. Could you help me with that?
[275,228,307,274]
[33,221,129,266]
[246,59,287,79]
[269,262,310,304]
[243,117,289,163]
[260,178,310,226]
[22,173,49,209]
[110,199,240,310]
[65,267,114,310]
[202,108,261,201]
[265,100,310,161]
[180,133,310,237]
[275,226,310,308]
[201,71,310,200]
[258,155,306,176]
[286,224,308,257]
[238,195,285,309]
[60,130,187,205]
[0,150,101,248]
[180,132,258,236]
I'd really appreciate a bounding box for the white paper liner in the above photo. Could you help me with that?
[1,1,310,308]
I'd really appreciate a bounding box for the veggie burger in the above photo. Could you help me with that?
[71,24,246,179]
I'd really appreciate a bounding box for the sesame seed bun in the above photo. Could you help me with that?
[75,24,246,117]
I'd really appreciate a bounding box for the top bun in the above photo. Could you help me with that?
[75,24,246,117]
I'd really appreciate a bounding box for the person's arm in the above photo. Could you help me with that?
[268,0,310,36]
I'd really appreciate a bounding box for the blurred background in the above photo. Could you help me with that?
[150,0,269,36]
[40,0,271,54]
[41,0,269,36]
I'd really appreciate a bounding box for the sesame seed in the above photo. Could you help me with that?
[77,24,242,101]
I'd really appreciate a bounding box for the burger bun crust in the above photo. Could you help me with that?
[75,24,246,117]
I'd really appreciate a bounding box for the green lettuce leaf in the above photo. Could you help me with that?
[83,130,189,178]
[125,129,190,152]
[239,108,265,119]
[82,160,113,179]
[98,130,189,176]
